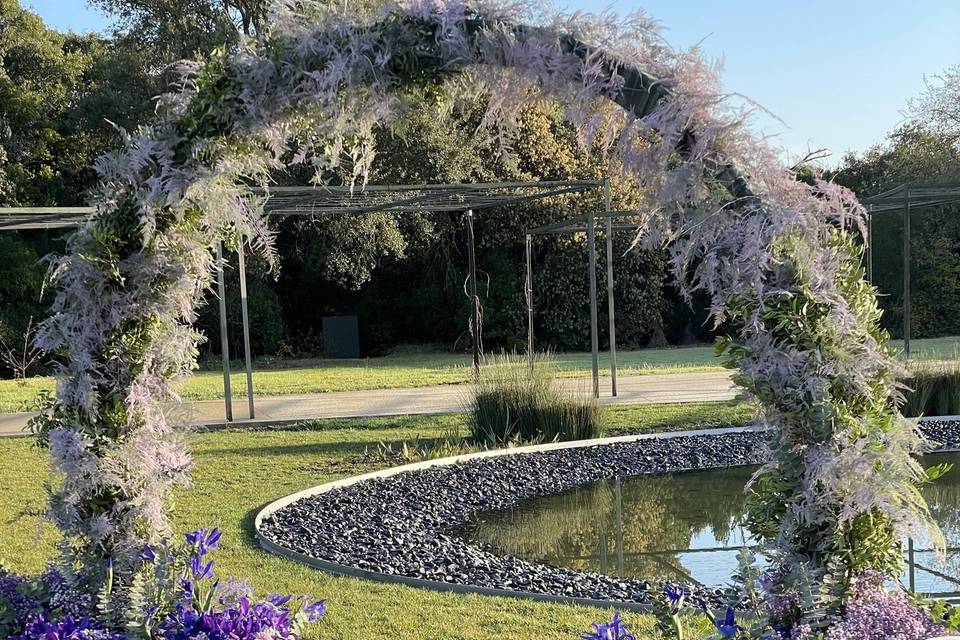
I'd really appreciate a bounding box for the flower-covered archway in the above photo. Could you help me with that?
[35,0,938,627]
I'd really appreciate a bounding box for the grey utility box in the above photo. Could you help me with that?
[322,315,360,359]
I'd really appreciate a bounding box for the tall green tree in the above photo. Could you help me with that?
[833,66,960,339]
[0,0,158,206]
[908,65,960,148]
[0,1,160,375]
[88,0,265,60]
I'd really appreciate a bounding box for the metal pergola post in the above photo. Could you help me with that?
[604,179,618,397]
[525,233,534,370]
[614,475,624,575]
[237,244,255,419]
[215,242,233,422]
[908,537,916,593]
[903,186,912,359]
[858,183,960,361]
[866,204,873,284]
[466,209,481,375]
[525,208,641,394]
[587,213,600,398]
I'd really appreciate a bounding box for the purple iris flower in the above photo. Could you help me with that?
[141,545,157,563]
[665,585,685,608]
[715,607,740,638]
[190,556,215,581]
[581,611,636,640]
[179,578,195,600]
[184,528,222,556]
[268,594,292,608]
[302,600,326,622]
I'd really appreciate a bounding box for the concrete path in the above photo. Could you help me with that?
[0,370,737,436]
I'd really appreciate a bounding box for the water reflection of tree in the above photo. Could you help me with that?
[917,453,960,586]
[468,466,755,581]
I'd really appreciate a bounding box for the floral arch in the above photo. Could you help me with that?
[35,0,937,622]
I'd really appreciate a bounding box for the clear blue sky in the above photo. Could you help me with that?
[25,0,960,164]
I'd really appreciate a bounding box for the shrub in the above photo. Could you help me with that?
[468,352,599,445]
[902,361,960,417]
[808,571,944,640]
[609,570,949,640]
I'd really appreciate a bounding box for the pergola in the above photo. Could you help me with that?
[0,179,601,421]
[524,179,643,398]
[861,183,960,357]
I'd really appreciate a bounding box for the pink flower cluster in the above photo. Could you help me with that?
[826,575,944,640]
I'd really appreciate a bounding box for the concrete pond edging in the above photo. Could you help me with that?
[254,418,960,614]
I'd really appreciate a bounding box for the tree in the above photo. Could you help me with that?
[833,96,960,339]
[88,0,266,61]
[260,91,672,355]
[0,235,47,377]
[0,0,158,206]
[908,65,960,148]
[0,2,161,380]
[87,0,382,62]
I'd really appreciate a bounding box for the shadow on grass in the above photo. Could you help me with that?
[199,414,466,435]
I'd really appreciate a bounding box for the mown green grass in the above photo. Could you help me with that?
[0,345,725,413]
[0,403,747,639]
[3,336,957,414]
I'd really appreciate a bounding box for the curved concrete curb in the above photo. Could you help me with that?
[254,425,763,612]
[254,417,960,611]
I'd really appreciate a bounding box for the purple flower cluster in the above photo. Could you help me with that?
[0,573,42,623]
[152,528,325,640]
[818,573,945,640]
[1,528,325,640]
[41,569,94,619]
[159,597,325,640]
[581,612,636,640]
[9,612,122,640]
[184,528,222,556]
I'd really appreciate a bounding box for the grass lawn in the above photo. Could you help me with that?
[2,335,955,413]
[0,402,750,638]
[0,345,724,414]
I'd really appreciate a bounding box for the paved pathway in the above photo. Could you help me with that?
[0,371,737,436]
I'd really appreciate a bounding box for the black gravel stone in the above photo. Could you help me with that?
[258,420,960,606]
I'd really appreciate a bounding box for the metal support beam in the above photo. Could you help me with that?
[466,210,481,375]
[525,233,534,370]
[237,244,255,420]
[866,204,873,284]
[903,187,912,359]
[614,476,624,575]
[215,242,233,422]
[908,537,916,593]
[587,213,600,398]
[599,513,608,575]
[604,179,618,397]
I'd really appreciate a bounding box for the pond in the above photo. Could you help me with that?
[457,452,960,596]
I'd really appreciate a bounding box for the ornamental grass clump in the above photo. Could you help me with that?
[469,353,599,445]
[902,361,960,418]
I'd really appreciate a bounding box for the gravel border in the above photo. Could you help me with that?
[256,419,960,611]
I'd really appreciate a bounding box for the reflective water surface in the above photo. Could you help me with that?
[457,453,960,595]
